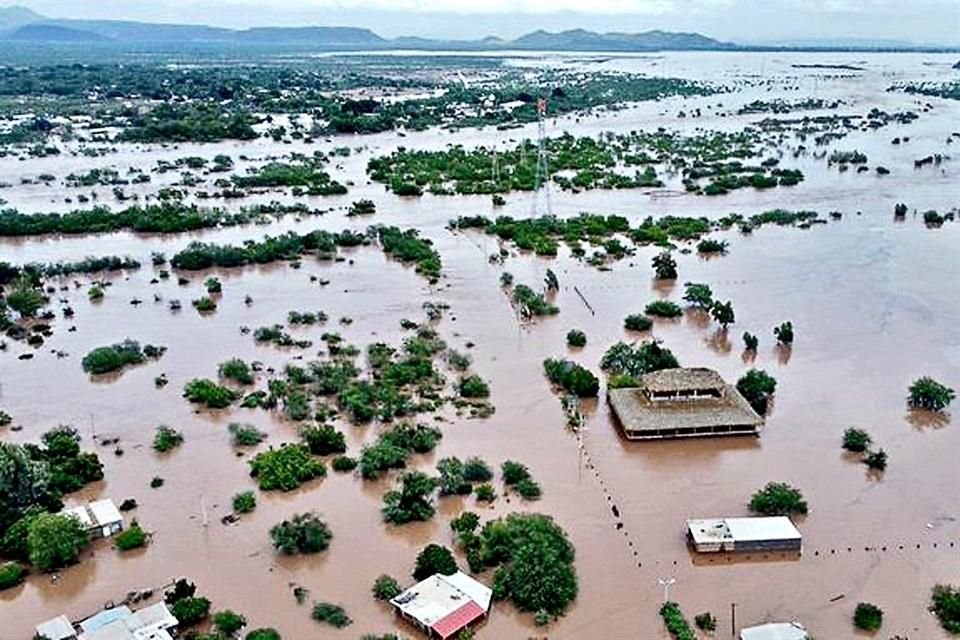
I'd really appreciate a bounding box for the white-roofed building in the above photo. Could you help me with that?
[35,615,78,640]
[36,603,177,640]
[687,517,802,553]
[390,570,492,639]
[60,498,124,539]
[740,622,810,640]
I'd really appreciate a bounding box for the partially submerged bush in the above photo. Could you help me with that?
[249,444,326,491]
[413,543,457,580]
[842,427,872,452]
[270,512,332,554]
[300,424,346,456]
[854,602,883,631]
[600,341,678,378]
[311,602,351,628]
[0,562,25,591]
[736,369,777,415]
[660,601,696,640]
[382,471,438,525]
[232,491,256,514]
[219,358,255,385]
[183,378,239,409]
[153,425,184,452]
[114,522,148,551]
[931,584,960,633]
[372,574,402,601]
[543,359,599,397]
[749,482,807,516]
[566,330,587,347]
[644,300,682,318]
[623,314,652,331]
[82,339,163,374]
[907,377,955,411]
[458,375,491,399]
[229,422,266,446]
[773,321,794,346]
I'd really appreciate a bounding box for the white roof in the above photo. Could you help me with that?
[126,603,177,630]
[390,571,491,627]
[726,517,801,542]
[80,607,132,633]
[740,622,809,640]
[36,615,76,640]
[63,506,94,528]
[88,499,123,526]
[78,603,177,640]
[687,517,800,545]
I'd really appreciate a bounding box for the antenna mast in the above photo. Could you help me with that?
[530,97,552,217]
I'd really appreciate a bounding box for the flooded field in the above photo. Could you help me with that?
[2,51,959,639]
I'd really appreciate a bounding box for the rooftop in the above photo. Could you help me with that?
[390,571,492,638]
[740,622,809,640]
[688,517,802,546]
[639,367,726,393]
[608,368,764,438]
[35,615,76,640]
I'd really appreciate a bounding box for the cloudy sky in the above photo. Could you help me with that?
[8,0,960,44]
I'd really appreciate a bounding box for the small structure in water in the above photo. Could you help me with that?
[390,570,492,639]
[35,602,178,640]
[740,621,810,640]
[607,367,764,440]
[61,498,124,539]
[687,516,802,553]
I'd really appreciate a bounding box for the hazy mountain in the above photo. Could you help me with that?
[511,28,733,51]
[8,23,110,42]
[0,5,42,27]
[0,4,953,52]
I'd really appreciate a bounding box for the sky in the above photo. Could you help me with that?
[6,0,960,45]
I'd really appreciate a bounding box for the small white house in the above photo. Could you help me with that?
[37,602,178,640]
[390,571,492,639]
[62,498,124,539]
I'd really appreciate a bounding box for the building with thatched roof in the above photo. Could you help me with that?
[608,367,763,440]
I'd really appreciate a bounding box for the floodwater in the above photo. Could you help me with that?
[2,51,960,639]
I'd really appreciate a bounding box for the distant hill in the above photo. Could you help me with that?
[0,4,954,53]
[8,23,111,42]
[0,5,42,28]
[511,28,733,51]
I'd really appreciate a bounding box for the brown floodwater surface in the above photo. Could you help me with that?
[2,51,960,639]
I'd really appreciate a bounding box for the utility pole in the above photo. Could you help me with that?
[731,602,737,638]
[658,577,676,603]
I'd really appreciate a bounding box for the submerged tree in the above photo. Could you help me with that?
[682,282,713,310]
[748,482,807,516]
[382,471,438,525]
[907,377,955,411]
[710,300,735,328]
[652,252,678,280]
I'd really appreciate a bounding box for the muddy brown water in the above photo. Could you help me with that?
[2,51,960,639]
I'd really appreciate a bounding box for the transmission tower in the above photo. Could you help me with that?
[530,97,552,217]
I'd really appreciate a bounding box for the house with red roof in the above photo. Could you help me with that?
[389,570,492,639]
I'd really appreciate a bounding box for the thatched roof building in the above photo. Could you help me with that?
[608,367,763,440]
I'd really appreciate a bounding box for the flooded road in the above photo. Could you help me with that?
[2,51,960,639]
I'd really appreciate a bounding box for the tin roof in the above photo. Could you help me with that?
[35,615,76,640]
[740,622,809,640]
[688,517,801,546]
[390,571,491,635]
[431,601,486,639]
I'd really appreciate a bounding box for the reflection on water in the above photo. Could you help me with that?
[1,51,959,639]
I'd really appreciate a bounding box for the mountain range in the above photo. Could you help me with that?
[0,5,956,52]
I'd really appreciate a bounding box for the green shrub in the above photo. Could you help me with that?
[114,522,147,551]
[931,584,960,633]
[773,320,794,345]
[749,482,807,516]
[660,601,696,640]
[331,455,357,472]
[81,339,156,374]
[543,359,599,397]
[270,512,332,554]
[600,341,679,378]
[463,457,493,482]
[183,378,238,409]
[311,602,351,628]
[171,596,211,626]
[644,300,682,318]
[694,612,716,631]
[205,277,222,294]
[475,483,496,502]
[213,610,246,636]
[683,283,714,309]
[0,562,25,590]
[502,460,531,485]
[233,491,256,514]
[842,428,872,452]
[250,444,326,491]
[854,602,883,631]
[652,251,677,279]
[192,296,217,312]
[372,574,402,600]
[300,424,346,456]
[710,300,735,327]
[864,449,888,471]
[697,238,728,254]
[245,629,281,640]
[413,543,458,580]
[229,422,266,446]
[153,425,183,452]
[382,471,437,525]
[437,457,471,496]
[736,369,777,415]
[742,332,758,350]
[219,358,255,385]
[513,284,558,316]
[26,512,90,571]
[623,314,652,331]
[458,375,490,399]
[566,330,587,347]
[515,478,542,500]
[907,377,955,411]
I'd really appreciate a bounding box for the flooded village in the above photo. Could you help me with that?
[0,6,959,640]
